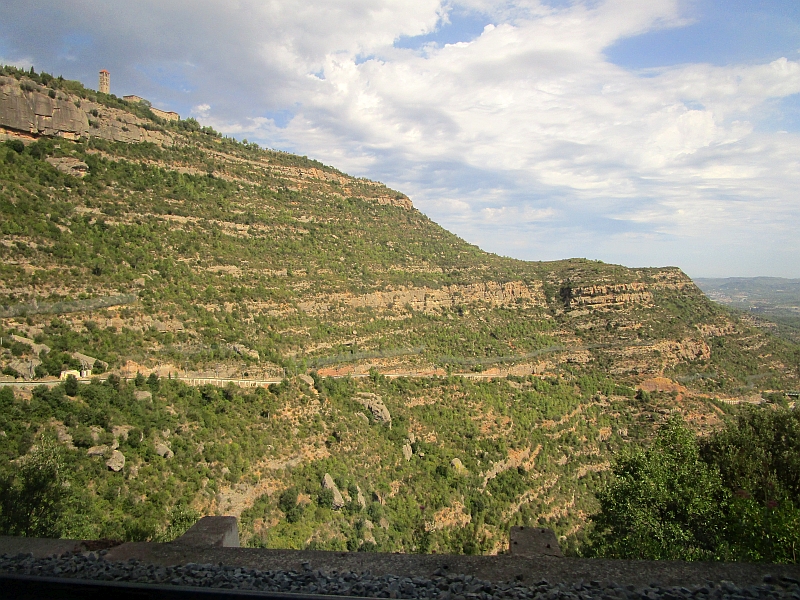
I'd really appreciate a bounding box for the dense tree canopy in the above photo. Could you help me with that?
[587,411,800,563]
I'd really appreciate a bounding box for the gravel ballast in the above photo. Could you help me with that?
[3,552,800,600]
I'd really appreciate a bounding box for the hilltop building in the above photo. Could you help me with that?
[123,94,180,121]
[150,106,180,121]
[99,69,110,94]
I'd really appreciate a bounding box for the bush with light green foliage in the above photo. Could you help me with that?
[0,434,68,537]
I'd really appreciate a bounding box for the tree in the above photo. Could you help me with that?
[4,139,24,154]
[279,487,303,523]
[64,374,79,397]
[585,417,728,560]
[700,406,800,502]
[155,504,199,542]
[0,435,69,537]
[587,411,800,563]
[700,407,800,563]
[147,372,160,391]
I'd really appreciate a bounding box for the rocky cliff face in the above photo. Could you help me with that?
[0,76,88,139]
[0,76,173,146]
[270,165,414,209]
[565,283,653,309]
[299,281,543,315]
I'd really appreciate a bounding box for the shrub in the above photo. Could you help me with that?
[4,139,24,154]
[0,435,69,537]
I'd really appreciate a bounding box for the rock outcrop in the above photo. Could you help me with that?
[111,425,131,441]
[563,282,653,309]
[301,281,543,315]
[0,77,88,139]
[228,343,259,361]
[322,473,345,509]
[106,450,125,472]
[155,442,174,459]
[361,518,377,544]
[86,445,109,457]
[297,374,316,388]
[10,334,50,355]
[8,359,40,379]
[355,392,391,425]
[46,156,89,177]
[269,166,413,209]
[402,443,413,461]
[451,458,467,474]
[0,76,174,146]
[72,352,105,371]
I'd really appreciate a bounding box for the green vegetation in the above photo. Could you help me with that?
[0,132,796,393]
[586,411,800,563]
[0,434,68,538]
[0,371,647,550]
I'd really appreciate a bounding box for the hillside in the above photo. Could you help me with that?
[0,67,798,553]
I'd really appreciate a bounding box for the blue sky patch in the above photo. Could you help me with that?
[265,109,294,129]
[58,32,93,62]
[753,93,800,133]
[394,9,490,50]
[354,54,375,66]
[606,0,800,69]
[134,62,195,95]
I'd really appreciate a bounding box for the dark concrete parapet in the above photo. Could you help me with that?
[509,527,562,558]
[173,516,239,548]
[3,517,800,589]
[0,536,83,559]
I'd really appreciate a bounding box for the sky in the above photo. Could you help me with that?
[2,0,799,278]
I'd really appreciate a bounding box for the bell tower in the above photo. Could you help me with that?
[98,69,110,94]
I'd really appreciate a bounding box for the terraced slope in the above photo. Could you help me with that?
[1,125,796,391]
[0,70,798,553]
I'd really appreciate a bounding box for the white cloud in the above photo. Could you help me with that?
[0,56,34,70]
[2,0,799,276]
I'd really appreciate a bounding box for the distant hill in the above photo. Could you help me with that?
[694,277,800,315]
[1,66,798,554]
[695,278,800,344]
